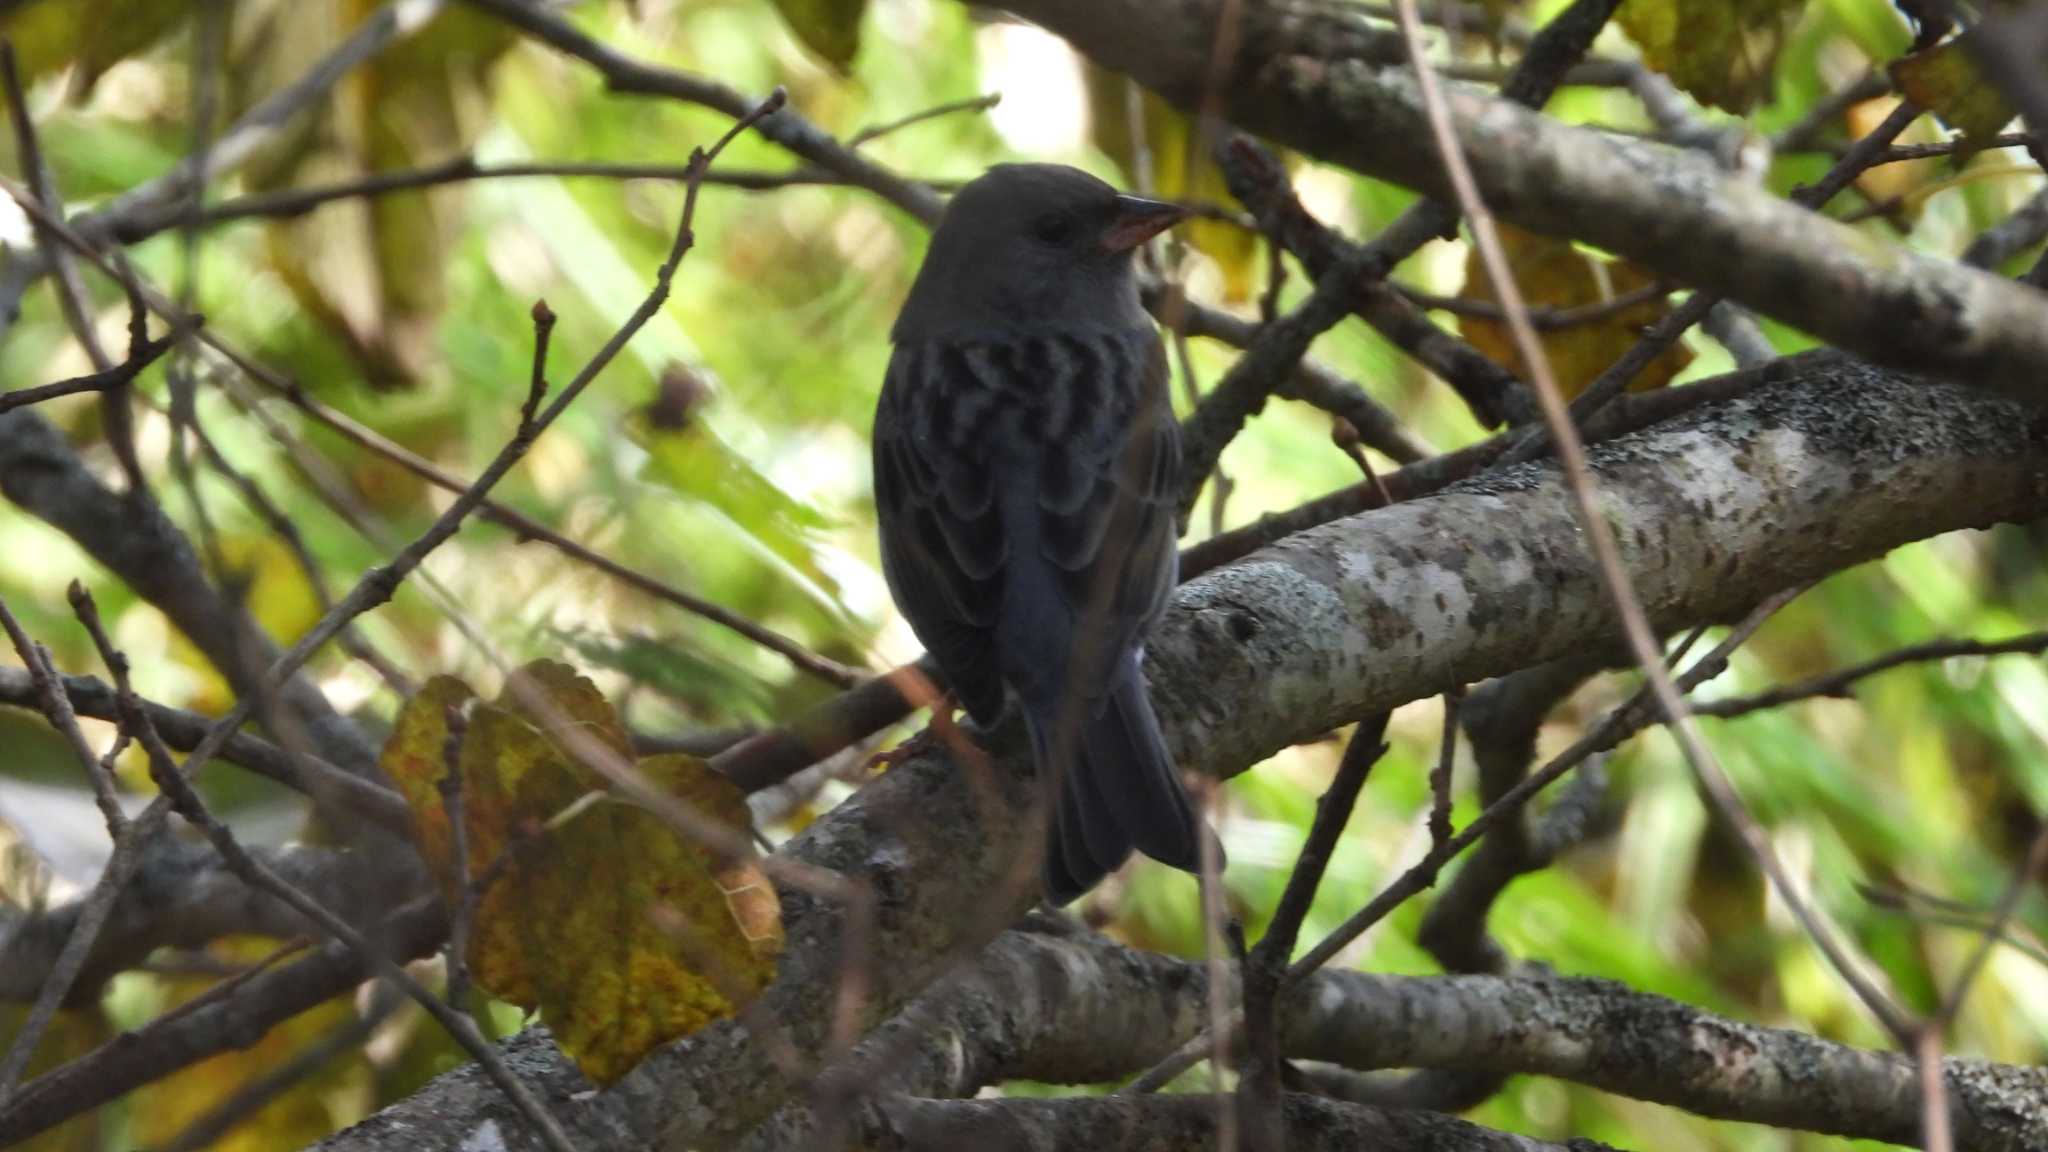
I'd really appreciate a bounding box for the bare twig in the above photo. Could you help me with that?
[0,325,187,415]
[847,92,1002,146]
[0,899,437,1144]
[0,598,125,833]
[1937,826,2048,1026]
[0,595,134,1100]
[71,0,454,249]
[2,176,863,691]
[1697,629,2048,720]
[0,665,410,832]
[439,706,478,1016]
[1507,99,1925,467]
[0,41,144,492]
[154,983,402,1152]
[1238,716,1389,1146]
[461,0,943,224]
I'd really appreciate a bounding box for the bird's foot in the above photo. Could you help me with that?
[863,693,979,773]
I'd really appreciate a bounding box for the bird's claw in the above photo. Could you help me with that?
[863,693,977,773]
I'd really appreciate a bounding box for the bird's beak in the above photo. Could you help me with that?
[1100,195,1190,253]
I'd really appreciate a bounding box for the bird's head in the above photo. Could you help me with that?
[891,163,1187,344]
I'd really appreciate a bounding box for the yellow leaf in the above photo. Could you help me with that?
[1847,96,1939,227]
[247,2,515,387]
[497,659,635,762]
[165,532,329,714]
[0,0,188,95]
[1890,38,2019,162]
[494,751,779,1085]
[1083,64,1265,302]
[771,0,865,72]
[132,936,366,1151]
[1618,0,1804,112]
[376,661,781,1085]
[1456,225,1692,399]
[377,673,478,887]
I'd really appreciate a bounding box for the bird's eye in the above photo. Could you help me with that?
[1030,212,1078,246]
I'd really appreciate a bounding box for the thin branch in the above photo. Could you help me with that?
[2,179,865,691]
[1239,716,1389,1147]
[68,0,454,248]
[155,983,402,1152]
[1696,629,2048,720]
[0,40,144,492]
[0,597,126,832]
[846,92,1002,146]
[0,324,187,414]
[0,595,133,1100]
[0,899,444,1144]
[1506,99,1924,466]
[0,666,410,833]
[461,0,944,224]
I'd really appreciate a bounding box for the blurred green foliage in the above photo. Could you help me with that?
[0,0,2042,1148]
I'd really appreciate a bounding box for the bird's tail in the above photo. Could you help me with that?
[1028,657,1210,904]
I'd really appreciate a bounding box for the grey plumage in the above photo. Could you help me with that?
[873,163,1213,903]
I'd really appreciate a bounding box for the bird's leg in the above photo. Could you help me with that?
[862,692,977,773]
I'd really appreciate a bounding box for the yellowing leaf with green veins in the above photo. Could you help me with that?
[1083,64,1266,302]
[1890,38,2019,162]
[771,0,866,71]
[378,673,479,886]
[377,660,780,1085]
[1456,224,1692,399]
[1618,0,1804,112]
[491,751,780,1085]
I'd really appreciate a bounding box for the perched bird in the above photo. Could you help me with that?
[873,163,1214,904]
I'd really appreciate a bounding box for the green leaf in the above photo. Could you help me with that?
[770,0,865,71]
[376,661,780,1086]
[1890,37,2019,162]
[1618,0,1806,112]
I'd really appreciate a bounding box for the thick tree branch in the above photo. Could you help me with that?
[0,409,374,773]
[982,0,2048,398]
[0,898,444,1144]
[0,839,420,1004]
[0,667,410,833]
[869,1093,1601,1152]
[317,354,2048,1150]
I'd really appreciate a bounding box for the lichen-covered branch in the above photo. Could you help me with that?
[868,1093,1601,1152]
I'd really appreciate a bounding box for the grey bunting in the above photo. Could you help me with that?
[872,162,1219,904]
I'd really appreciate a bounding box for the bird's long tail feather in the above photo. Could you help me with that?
[1031,657,1208,904]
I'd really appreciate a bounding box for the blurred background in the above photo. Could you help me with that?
[0,0,2043,1148]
